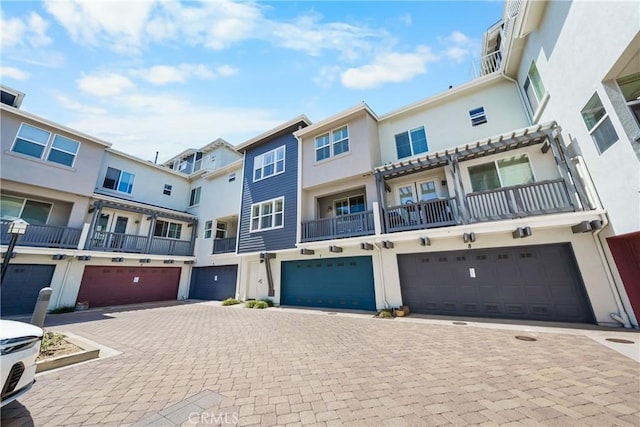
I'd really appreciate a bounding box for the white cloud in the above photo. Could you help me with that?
[77,72,136,97]
[441,31,476,63]
[216,65,238,77]
[130,64,212,85]
[55,94,107,115]
[60,92,283,162]
[0,66,30,80]
[341,46,438,89]
[313,66,341,89]
[1,12,51,48]
[399,13,412,26]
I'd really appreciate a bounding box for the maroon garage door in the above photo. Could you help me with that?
[77,266,180,308]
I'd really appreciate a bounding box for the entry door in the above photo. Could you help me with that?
[417,180,438,201]
[247,261,267,300]
[111,216,129,249]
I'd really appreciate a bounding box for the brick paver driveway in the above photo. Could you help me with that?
[2,301,639,426]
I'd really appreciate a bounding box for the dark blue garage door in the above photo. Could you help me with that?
[281,256,375,311]
[2,264,55,316]
[189,265,238,301]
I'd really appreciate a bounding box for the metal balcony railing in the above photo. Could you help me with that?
[301,211,375,242]
[213,237,236,254]
[466,179,574,221]
[385,198,459,233]
[86,231,193,256]
[1,221,82,249]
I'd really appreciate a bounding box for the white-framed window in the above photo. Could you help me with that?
[215,221,227,238]
[315,125,349,162]
[250,197,284,232]
[581,92,619,154]
[468,154,535,192]
[103,167,135,194]
[11,123,80,167]
[617,73,640,127]
[163,184,172,196]
[189,187,201,206]
[0,194,52,225]
[469,107,487,126]
[395,126,428,159]
[228,172,236,182]
[204,220,213,239]
[154,220,182,239]
[523,61,546,114]
[334,195,365,216]
[253,146,285,181]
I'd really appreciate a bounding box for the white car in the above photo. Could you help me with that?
[1,319,43,407]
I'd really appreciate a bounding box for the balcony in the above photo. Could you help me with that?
[86,231,193,256]
[466,179,574,221]
[385,198,459,233]
[1,221,82,249]
[213,237,237,254]
[301,211,375,242]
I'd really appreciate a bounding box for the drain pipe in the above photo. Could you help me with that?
[372,241,391,310]
[260,252,275,297]
[593,214,633,329]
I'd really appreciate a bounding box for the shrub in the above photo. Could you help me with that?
[245,300,257,308]
[222,298,241,306]
[253,301,269,309]
[377,310,393,319]
[40,332,67,354]
[260,298,274,307]
[49,306,75,314]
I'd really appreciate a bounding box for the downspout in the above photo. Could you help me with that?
[372,241,390,309]
[593,214,633,328]
[261,252,275,297]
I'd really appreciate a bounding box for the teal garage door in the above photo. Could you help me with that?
[281,256,376,310]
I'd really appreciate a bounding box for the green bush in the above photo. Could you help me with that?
[245,300,257,308]
[377,310,393,319]
[253,301,269,309]
[260,298,274,307]
[49,306,75,314]
[40,332,66,354]
[222,298,241,306]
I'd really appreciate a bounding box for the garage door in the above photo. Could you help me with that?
[2,264,55,316]
[189,265,237,300]
[398,244,594,323]
[76,266,180,308]
[281,256,376,310]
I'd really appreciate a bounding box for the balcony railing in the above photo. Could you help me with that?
[1,221,82,249]
[466,179,574,221]
[86,231,193,256]
[470,50,503,79]
[301,211,375,242]
[386,198,459,233]
[213,237,236,254]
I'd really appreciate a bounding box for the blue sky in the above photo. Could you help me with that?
[1,0,504,162]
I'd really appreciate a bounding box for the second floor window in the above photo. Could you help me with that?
[103,167,135,194]
[315,125,349,162]
[163,184,172,196]
[250,197,284,231]
[154,220,182,239]
[216,221,227,238]
[190,187,201,206]
[204,220,213,239]
[254,146,285,181]
[395,126,428,159]
[469,107,488,126]
[12,123,80,167]
[581,92,619,154]
[1,194,51,225]
[523,61,546,115]
[468,154,534,192]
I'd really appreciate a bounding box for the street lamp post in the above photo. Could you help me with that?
[1,218,29,286]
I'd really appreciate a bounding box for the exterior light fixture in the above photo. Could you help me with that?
[300,248,315,255]
[329,245,343,253]
[360,243,373,250]
[1,219,29,285]
[419,237,431,246]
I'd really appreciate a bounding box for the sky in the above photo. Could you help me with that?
[1,0,505,163]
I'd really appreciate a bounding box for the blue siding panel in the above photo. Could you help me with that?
[238,122,305,253]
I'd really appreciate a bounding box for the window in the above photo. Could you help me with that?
[228,173,236,182]
[189,187,201,206]
[103,167,135,194]
[215,221,227,238]
[581,92,619,154]
[469,107,487,126]
[163,184,172,196]
[315,126,349,162]
[0,195,51,225]
[154,220,182,239]
[334,195,365,216]
[618,73,640,126]
[254,146,285,181]
[204,220,213,239]
[250,197,284,231]
[468,154,534,192]
[11,123,80,167]
[523,61,546,114]
[395,126,428,159]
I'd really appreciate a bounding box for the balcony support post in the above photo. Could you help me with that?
[84,202,102,250]
[145,214,157,253]
[375,172,388,233]
[546,129,582,211]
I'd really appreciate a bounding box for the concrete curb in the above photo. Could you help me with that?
[35,334,100,373]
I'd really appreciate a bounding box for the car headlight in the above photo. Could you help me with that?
[0,336,41,355]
